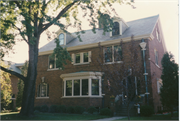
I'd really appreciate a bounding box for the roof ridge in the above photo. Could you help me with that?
[127,14,159,23]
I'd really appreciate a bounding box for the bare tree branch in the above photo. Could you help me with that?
[39,0,79,34]
[0,66,26,82]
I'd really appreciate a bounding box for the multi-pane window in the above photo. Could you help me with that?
[104,46,112,63]
[104,45,122,63]
[112,22,119,36]
[114,45,122,61]
[37,83,49,97]
[72,51,91,64]
[75,54,80,63]
[157,79,162,93]
[82,79,88,95]
[155,50,158,65]
[59,33,64,45]
[83,53,89,62]
[66,80,72,96]
[92,79,99,95]
[64,78,100,97]
[48,56,60,69]
[74,80,80,96]
[156,29,160,42]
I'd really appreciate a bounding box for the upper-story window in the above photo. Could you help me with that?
[48,56,60,69]
[72,51,91,65]
[156,29,160,42]
[112,22,119,36]
[37,83,49,97]
[59,33,64,45]
[155,50,158,65]
[104,45,122,63]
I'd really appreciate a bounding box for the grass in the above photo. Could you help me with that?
[0,112,111,120]
[117,112,179,120]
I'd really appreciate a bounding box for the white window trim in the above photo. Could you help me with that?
[72,51,91,65]
[157,78,162,94]
[37,83,49,98]
[110,19,122,37]
[47,55,62,70]
[58,33,66,46]
[62,74,102,98]
[104,45,122,64]
[154,49,159,66]
[36,97,49,99]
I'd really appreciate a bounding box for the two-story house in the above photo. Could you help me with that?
[35,15,166,113]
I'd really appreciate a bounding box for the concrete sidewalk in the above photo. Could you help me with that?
[92,116,127,121]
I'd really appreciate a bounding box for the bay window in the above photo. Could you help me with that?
[61,72,102,97]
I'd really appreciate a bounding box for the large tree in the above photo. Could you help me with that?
[160,52,178,117]
[0,0,133,116]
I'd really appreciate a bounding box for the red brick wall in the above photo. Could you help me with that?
[147,21,165,112]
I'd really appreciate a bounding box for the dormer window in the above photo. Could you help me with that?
[59,33,64,45]
[112,22,119,36]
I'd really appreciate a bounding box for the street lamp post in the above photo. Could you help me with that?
[139,39,149,105]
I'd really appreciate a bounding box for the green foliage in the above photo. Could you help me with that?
[34,106,41,111]
[100,108,112,116]
[56,105,66,113]
[140,105,154,117]
[16,61,28,107]
[66,106,75,114]
[1,108,10,113]
[49,105,58,113]
[87,106,97,114]
[40,105,49,112]
[160,52,178,111]
[0,61,12,109]
[74,106,85,114]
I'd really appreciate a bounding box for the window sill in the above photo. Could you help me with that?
[47,68,62,71]
[10,98,16,100]
[36,97,49,99]
[73,62,90,65]
[155,64,160,68]
[61,96,103,98]
[104,61,123,65]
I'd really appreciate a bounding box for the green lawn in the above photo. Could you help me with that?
[117,112,179,120]
[0,112,111,120]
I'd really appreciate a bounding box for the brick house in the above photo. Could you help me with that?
[35,15,166,113]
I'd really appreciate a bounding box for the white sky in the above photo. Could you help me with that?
[4,0,179,64]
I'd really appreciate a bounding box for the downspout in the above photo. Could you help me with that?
[139,39,149,105]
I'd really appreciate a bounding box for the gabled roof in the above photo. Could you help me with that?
[4,61,23,74]
[39,15,159,53]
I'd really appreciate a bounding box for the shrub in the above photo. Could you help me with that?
[87,106,97,114]
[74,106,85,114]
[40,105,49,112]
[100,108,112,116]
[49,105,58,113]
[56,105,66,113]
[34,110,40,114]
[140,105,154,116]
[66,106,75,114]
[34,106,41,111]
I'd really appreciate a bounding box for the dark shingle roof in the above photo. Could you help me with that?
[39,15,159,53]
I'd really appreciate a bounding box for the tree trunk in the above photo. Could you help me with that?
[20,37,39,116]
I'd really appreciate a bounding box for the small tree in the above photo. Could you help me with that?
[160,52,178,117]
[16,61,28,107]
[0,61,12,110]
[94,36,144,119]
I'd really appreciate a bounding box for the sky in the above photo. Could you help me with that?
[3,0,179,64]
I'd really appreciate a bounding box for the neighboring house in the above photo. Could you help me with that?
[4,61,24,109]
[35,15,166,113]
